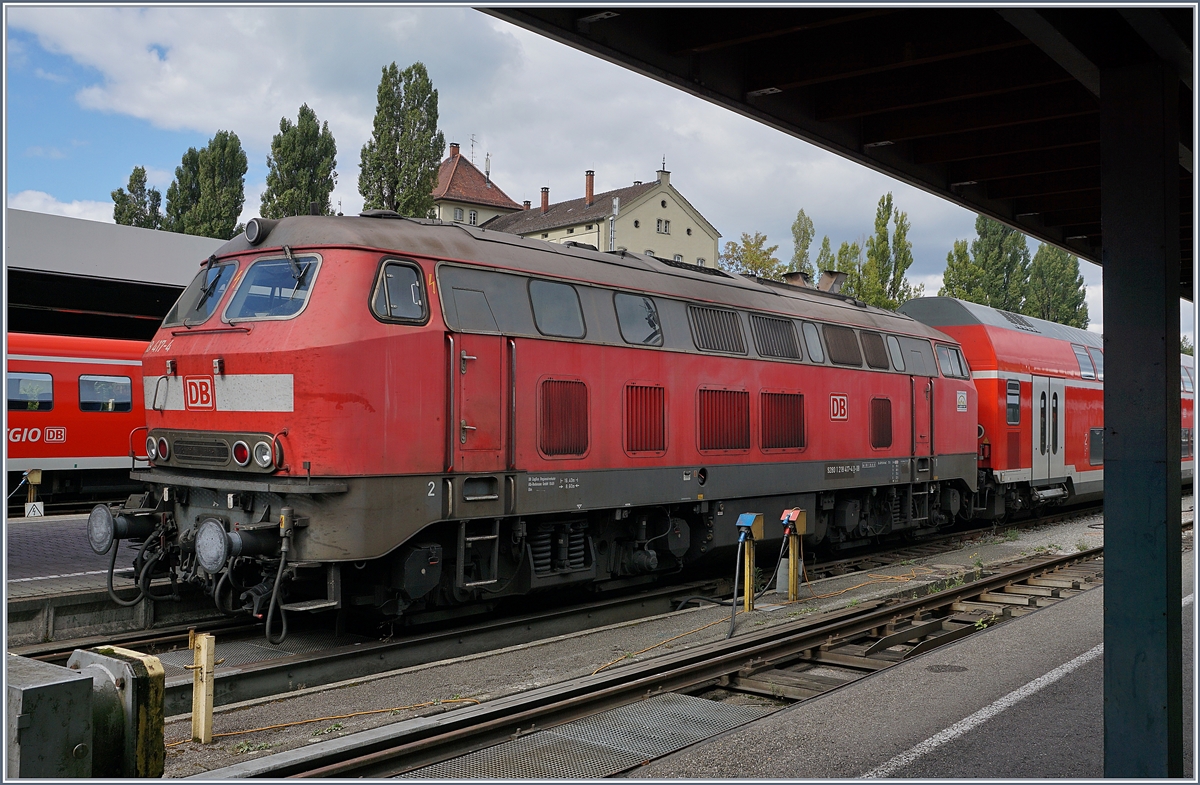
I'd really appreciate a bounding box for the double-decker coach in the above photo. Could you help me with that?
[899,297,1194,520]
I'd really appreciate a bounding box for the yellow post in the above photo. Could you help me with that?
[743,536,755,613]
[190,633,216,743]
[788,531,800,602]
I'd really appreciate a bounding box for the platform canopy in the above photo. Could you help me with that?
[5,209,223,340]
[488,7,1193,296]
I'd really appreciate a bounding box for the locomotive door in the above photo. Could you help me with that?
[911,376,932,458]
[1031,376,1065,482]
[453,333,506,472]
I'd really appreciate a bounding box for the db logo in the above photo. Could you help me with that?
[184,376,216,411]
[8,427,63,443]
[829,393,849,421]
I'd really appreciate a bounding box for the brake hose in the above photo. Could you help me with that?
[264,536,290,645]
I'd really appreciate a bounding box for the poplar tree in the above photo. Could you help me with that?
[938,239,981,300]
[790,208,815,279]
[164,131,247,239]
[1024,244,1088,328]
[833,240,864,298]
[814,235,834,273]
[857,193,922,309]
[939,215,1030,311]
[261,104,338,218]
[111,166,162,229]
[1183,335,1194,356]
[359,62,445,217]
[718,232,785,278]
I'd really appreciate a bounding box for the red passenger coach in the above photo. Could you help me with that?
[7,333,149,512]
[89,213,980,640]
[899,297,1194,519]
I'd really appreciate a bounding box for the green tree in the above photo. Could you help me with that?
[164,147,201,234]
[111,166,162,229]
[833,240,864,298]
[1023,244,1088,328]
[359,62,445,217]
[261,104,338,218]
[1183,335,1194,356]
[718,232,785,278]
[164,131,247,239]
[790,208,815,279]
[814,235,834,274]
[938,239,981,300]
[857,193,923,309]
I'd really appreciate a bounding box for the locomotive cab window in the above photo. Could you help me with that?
[529,279,585,338]
[885,335,905,371]
[935,344,969,379]
[8,372,53,411]
[224,253,321,322]
[79,375,132,412]
[614,293,663,346]
[164,262,237,326]
[1071,344,1096,380]
[371,261,427,322]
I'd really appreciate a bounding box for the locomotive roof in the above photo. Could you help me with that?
[212,214,953,342]
[898,296,1102,349]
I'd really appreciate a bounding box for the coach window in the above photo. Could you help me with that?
[79,375,132,413]
[802,322,825,363]
[163,262,237,326]
[1088,347,1104,381]
[7,372,52,411]
[1006,380,1021,425]
[1183,366,1194,394]
[614,293,663,346]
[224,253,321,322]
[529,279,586,338]
[371,262,427,322]
[1071,344,1096,380]
[885,335,905,371]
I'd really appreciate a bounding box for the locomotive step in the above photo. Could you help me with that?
[278,599,339,612]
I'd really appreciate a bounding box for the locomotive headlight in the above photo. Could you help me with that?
[145,436,157,460]
[252,440,273,468]
[232,441,251,466]
[157,437,170,461]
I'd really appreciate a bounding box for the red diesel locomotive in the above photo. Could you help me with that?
[7,333,149,512]
[899,298,1195,514]
[87,213,980,636]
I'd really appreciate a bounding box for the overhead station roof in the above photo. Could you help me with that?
[487,8,1193,298]
[6,209,224,341]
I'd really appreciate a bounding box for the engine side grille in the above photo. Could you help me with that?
[699,389,750,451]
[625,384,666,453]
[540,380,589,456]
[761,392,805,449]
[173,439,230,465]
[750,314,801,360]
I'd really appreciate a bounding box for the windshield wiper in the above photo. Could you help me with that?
[282,245,311,300]
[184,255,221,328]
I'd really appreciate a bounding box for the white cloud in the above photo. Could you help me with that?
[24,146,66,159]
[33,67,69,83]
[9,190,113,223]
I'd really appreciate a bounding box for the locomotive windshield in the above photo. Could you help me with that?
[163,262,237,327]
[224,255,320,322]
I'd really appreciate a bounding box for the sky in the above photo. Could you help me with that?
[5,5,1194,338]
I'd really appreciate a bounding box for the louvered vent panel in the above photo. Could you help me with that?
[688,306,747,354]
[750,315,801,359]
[699,389,750,451]
[870,398,893,449]
[625,384,666,453]
[861,332,890,369]
[540,380,589,456]
[761,393,805,449]
[824,325,863,366]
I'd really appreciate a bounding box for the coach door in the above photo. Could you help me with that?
[452,333,506,473]
[1031,376,1065,482]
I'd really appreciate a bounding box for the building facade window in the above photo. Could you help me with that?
[673,254,683,261]
[567,227,575,234]
[453,208,464,221]
[634,220,640,228]
[468,210,477,226]
[696,257,705,266]
[645,249,655,256]
[656,219,670,234]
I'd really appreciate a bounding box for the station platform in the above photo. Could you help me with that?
[630,548,1196,779]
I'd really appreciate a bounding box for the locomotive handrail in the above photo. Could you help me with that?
[128,425,150,463]
[445,334,455,472]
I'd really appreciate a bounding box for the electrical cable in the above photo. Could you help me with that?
[7,475,28,500]
[727,537,744,639]
[106,539,146,607]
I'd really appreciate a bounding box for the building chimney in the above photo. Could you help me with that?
[585,170,595,206]
[523,200,531,211]
[449,142,460,158]
[541,187,550,214]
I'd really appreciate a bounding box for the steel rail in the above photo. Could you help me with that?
[207,548,1102,779]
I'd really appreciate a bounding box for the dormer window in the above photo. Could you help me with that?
[673,254,683,261]
[468,210,477,225]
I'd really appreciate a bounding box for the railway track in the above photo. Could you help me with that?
[201,548,1104,778]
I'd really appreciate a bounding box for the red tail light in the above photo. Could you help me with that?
[232,441,250,466]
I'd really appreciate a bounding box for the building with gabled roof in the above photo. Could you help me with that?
[482,168,721,268]
[431,142,523,227]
